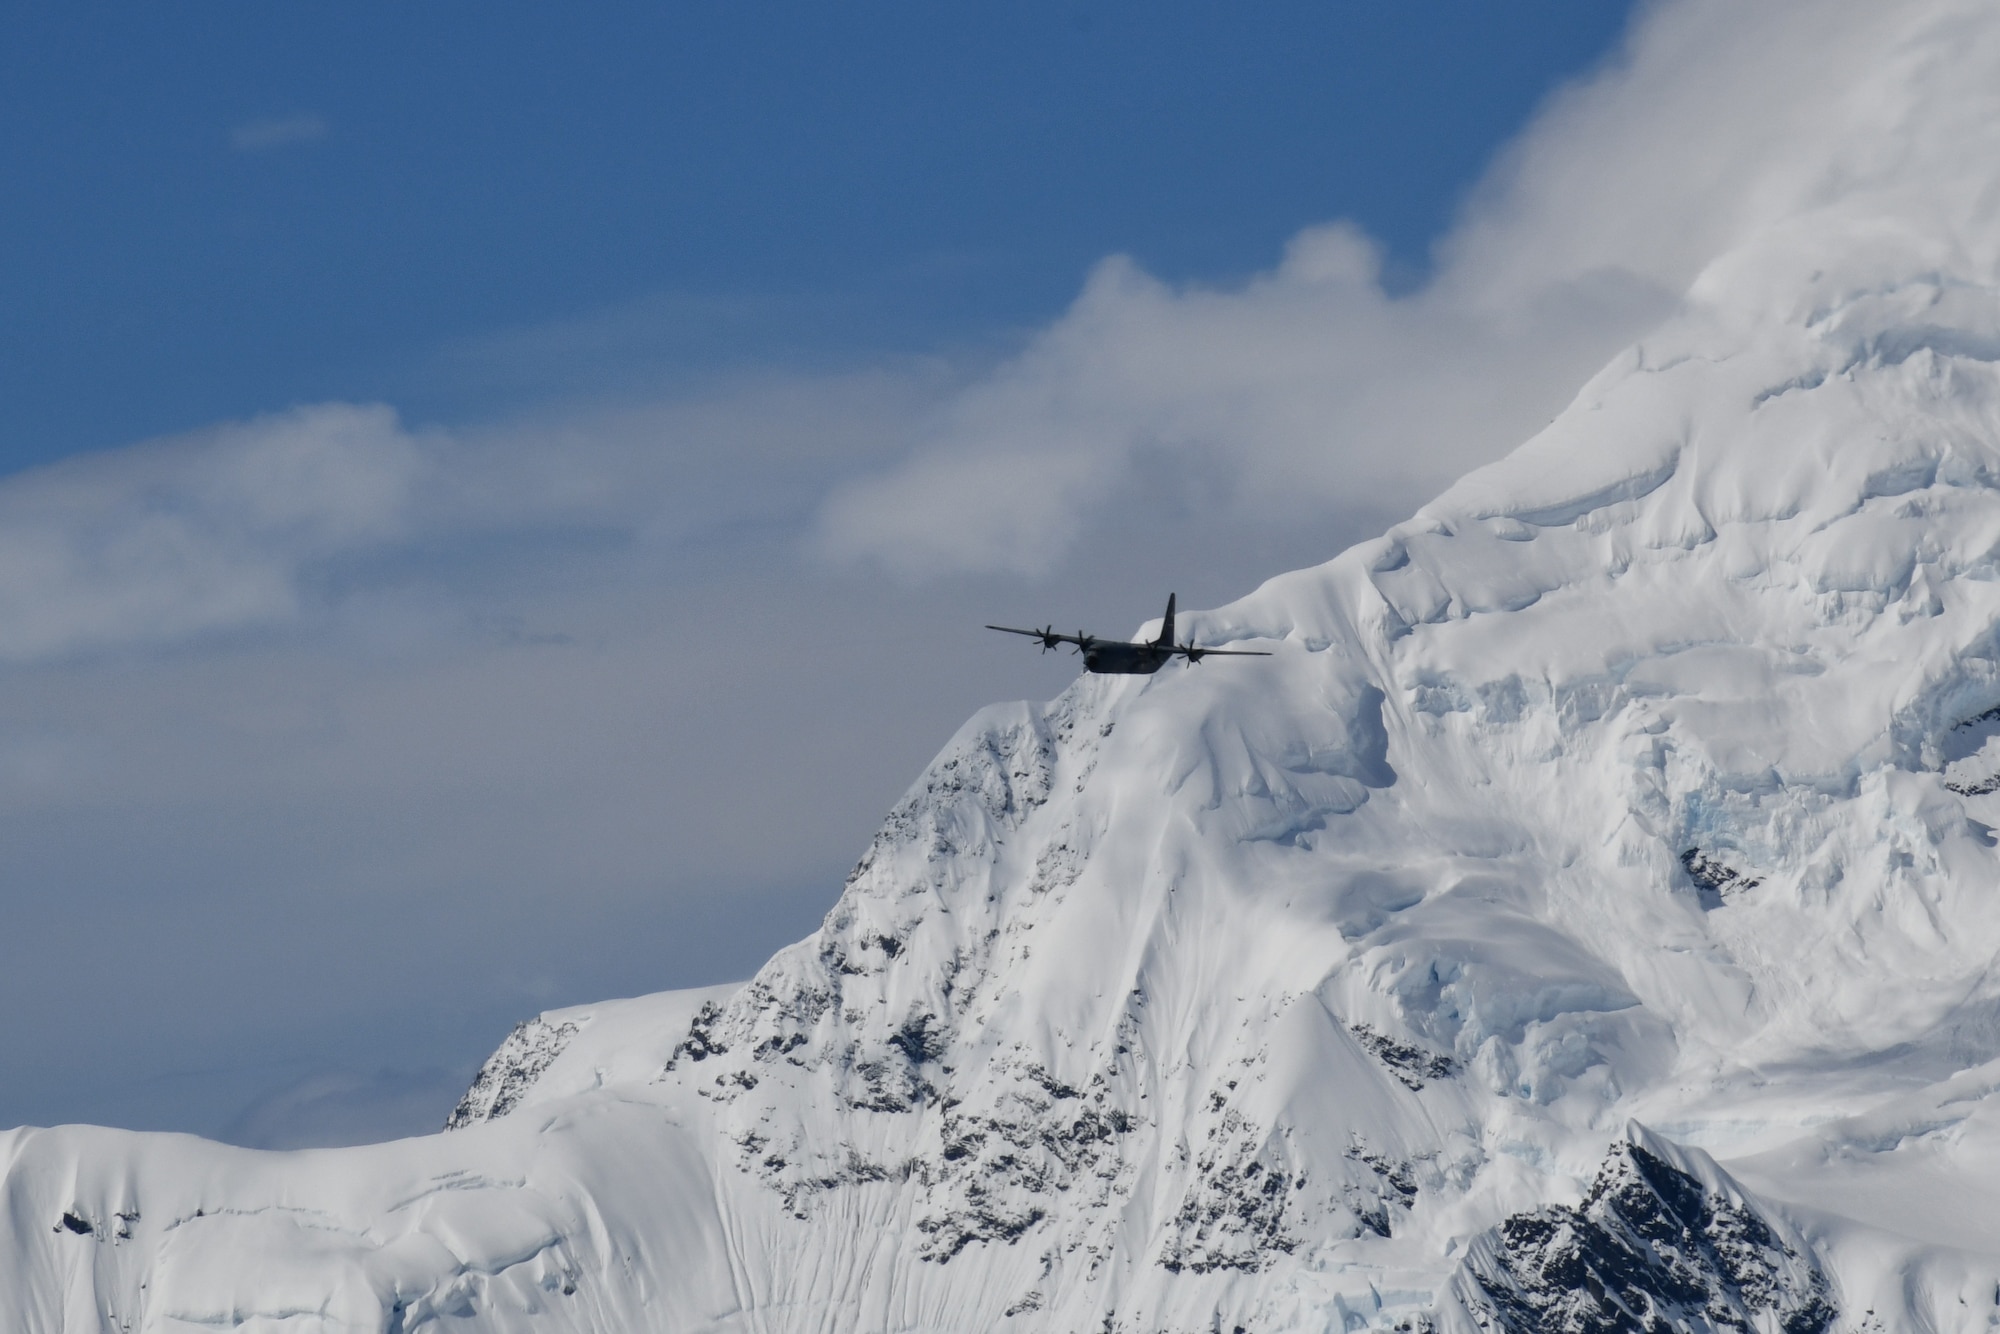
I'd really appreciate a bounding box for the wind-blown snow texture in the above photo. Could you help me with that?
[22,6,2000,1331]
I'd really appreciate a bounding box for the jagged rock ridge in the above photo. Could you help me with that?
[445,1015,584,1130]
[1449,1128,1835,1334]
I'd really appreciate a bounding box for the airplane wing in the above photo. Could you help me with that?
[1175,645,1272,658]
[986,624,1094,648]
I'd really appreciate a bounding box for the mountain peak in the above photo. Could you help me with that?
[15,5,2000,1329]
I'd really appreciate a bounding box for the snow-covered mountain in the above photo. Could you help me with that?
[18,5,2000,1330]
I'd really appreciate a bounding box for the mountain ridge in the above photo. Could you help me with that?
[16,4,2000,1327]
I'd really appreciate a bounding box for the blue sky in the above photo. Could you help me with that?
[0,1,1676,1143]
[2,2,1630,465]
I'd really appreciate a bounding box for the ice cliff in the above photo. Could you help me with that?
[16,2,2000,1329]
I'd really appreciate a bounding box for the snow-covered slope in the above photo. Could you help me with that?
[19,4,2000,1330]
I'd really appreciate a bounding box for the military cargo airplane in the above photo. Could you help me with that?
[987,594,1270,675]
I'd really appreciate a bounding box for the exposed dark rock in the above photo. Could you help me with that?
[1449,1126,1835,1334]
[1953,705,2000,732]
[445,1015,583,1129]
[913,1060,1140,1262]
[889,1011,948,1066]
[751,1031,808,1061]
[843,1052,935,1113]
[1159,1113,1304,1274]
[664,1000,731,1071]
[1347,1139,1421,1237]
[1003,1290,1045,1317]
[1350,1023,1457,1090]
[1939,707,2000,792]
[1680,848,1763,899]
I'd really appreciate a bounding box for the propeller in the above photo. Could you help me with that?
[1182,644,1206,666]
[1036,625,1060,652]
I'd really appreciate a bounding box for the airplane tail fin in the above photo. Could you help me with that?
[1155,593,1176,646]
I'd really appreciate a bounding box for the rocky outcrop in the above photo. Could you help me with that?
[1445,1125,1834,1334]
[443,1015,583,1129]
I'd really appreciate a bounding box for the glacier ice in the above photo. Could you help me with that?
[22,2,2000,1329]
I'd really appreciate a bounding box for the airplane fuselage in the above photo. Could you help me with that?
[1080,641,1174,674]
[987,593,1270,674]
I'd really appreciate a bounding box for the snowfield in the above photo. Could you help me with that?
[19,2,2000,1329]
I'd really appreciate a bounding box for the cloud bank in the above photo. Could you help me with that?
[816,0,1995,578]
[0,370,946,664]
[0,404,422,661]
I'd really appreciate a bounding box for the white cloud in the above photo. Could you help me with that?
[817,226,1663,576]
[230,113,329,151]
[815,0,2000,578]
[0,370,947,664]
[0,403,423,661]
